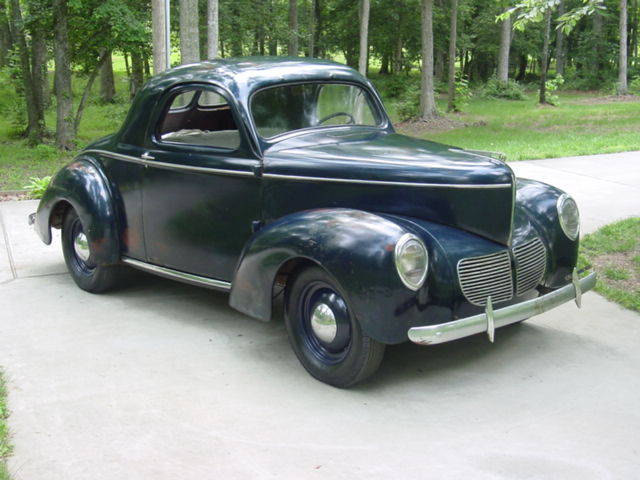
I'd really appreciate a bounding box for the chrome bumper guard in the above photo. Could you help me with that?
[408,269,597,346]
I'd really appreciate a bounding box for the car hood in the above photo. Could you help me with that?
[262,129,516,245]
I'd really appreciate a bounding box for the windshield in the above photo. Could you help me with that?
[251,83,382,139]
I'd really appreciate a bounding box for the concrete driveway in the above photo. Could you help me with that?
[1,152,639,479]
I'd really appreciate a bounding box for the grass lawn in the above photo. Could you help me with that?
[579,217,640,312]
[1,68,639,190]
[392,91,640,161]
[0,370,11,480]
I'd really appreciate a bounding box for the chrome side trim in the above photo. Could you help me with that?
[84,149,255,178]
[122,257,231,291]
[262,173,512,189]
[408,270,597,346]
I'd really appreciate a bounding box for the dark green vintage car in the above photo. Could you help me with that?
[30,58,596,387]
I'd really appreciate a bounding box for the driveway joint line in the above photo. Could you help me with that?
[0,204,17,280]
[518,162,640,190]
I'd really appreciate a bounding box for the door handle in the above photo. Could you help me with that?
[141,152,155,161]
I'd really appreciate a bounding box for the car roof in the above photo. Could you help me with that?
[116,57,383,148]
[143,57,370,98]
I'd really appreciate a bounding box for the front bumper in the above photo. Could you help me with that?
[408,269,597,345]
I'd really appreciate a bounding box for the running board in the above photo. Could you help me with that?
[122,257,231,292]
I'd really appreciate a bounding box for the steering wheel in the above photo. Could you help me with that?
[317,111,356,125]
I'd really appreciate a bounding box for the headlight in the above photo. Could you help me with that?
[394,233,428,290]
[557,194,580,241]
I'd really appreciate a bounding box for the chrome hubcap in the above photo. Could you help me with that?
[310,302,337,343]
[73,231,91,263]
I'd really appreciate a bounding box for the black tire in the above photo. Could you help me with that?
[285,266,385,388]
[61,208,119,293]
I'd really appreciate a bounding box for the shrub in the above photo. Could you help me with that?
[396,84,421,121]
[544,75,564,105]
[450,76,471,111]
[629,76,640,95]
[480,77,526,100]
[23,176,52,199]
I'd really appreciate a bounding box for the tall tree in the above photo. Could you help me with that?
[179,0,200,64]
[207,0,219,58]
[539,7,551,104]
[100,51,116,103]
[152,0,167,73]
[420,0,438,119]
[447,0,458,111]
[53,0,73,149]
[358,0,370,74]
[0,0,11,67]
[618,0,628,94]
[555,0,566,76]
[8,0,45,143]
[497,14,512,83]
[288,0,298,55]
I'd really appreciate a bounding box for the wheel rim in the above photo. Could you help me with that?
[70,219,95,273]
[298,281,352,364]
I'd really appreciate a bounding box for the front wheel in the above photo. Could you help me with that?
[61,208,119,293]
[285,266,385,388]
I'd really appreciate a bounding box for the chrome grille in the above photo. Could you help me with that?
[513,238,547,295]
[457,251,513,306]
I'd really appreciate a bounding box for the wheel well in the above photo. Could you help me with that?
[272,257,320,302]
[50,200,73,229]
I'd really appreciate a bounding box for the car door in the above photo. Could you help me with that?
[138,84,262,282]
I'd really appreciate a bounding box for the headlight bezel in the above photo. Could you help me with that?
[394,233,429,291]
[556,193,580,241]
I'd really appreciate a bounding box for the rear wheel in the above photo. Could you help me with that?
[285,266,385,388]
[61,208,119,293]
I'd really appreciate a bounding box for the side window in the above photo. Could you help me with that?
[158,87,241,150]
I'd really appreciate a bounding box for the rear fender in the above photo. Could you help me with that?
[35,155,120,264]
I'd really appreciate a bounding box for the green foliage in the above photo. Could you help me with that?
[23,176,52,198]
[579,217,640,312]
[544,75,564,105]
[629,77,640,95]
[0,369,11,480]
[452,76,472,111]
[481,77,526,100]
[603,267,630,280]
[396,84,421,121]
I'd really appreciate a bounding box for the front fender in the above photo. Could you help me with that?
[35,155,120,264]
[515,179,579,287]
[230,208,422,343]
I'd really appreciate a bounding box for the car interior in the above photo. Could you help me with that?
[158,89,241,150]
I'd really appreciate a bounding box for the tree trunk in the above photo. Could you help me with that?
[420,0,437,119]
[516,54,527,81]
[309,0,316,56]
[497,14,511,84]
[230,1,243,56]
[435,48,444,81]
[0,0,12,68]
[179,0,200,64]
[393,34,402,74]
[207,0,219,58]
[288,0,298,56]
[75,51,109,134]
[592,12,603,81]
[9,0,44,144]
[539,8,551,104]
[130,50,145,99]
[618,0,628,94]
[152,0,167,73]
[31,27,48,116]
[358,0,370,74]
[379,53,389,74]
[447,0,458,112]
[314,0,323,57]
[100,51,116,103]
[555,0,566,76]
[53,0,73,149]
